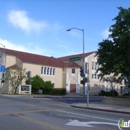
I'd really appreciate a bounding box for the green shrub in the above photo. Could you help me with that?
[111,90,118,96]
[123,93,130,96]
[25,75,44,94]
[43,81,53,94]
[50,88,66,95]
[99,90,118,96]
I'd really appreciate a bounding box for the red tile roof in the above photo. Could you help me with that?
[6,64,19,69]
[63,62,81,68]
[57,51,96,61]
[2,48,63,67]
[0,48,96,68]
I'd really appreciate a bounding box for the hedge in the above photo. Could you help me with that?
[50,88,66,95]
[99,90,118,96]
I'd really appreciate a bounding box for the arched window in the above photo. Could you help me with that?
[72,68,75,74]
[41,67,43,74]
[92,61,94,70]
[53,68,55,75]
[102,85,106,91]
[44,67,46,74]
[47,68,49,75]
[50,68,52,75]
[52,83,55,88]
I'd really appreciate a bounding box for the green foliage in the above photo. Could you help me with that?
[114,93,130,98]
[103,76,122,89]
[5,68,27,94]
[26,75,44,94]
[50,88,66,95]
[96,7,130,80]
[99,90,118,96]
[43,81,53,94]
[25,75,54,94]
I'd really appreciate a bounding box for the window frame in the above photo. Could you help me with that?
[72,68,75,74]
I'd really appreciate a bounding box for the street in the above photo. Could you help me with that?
[0,95,129,130]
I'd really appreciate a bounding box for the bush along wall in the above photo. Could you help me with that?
[50,88,66,95]
[99,90,118,96]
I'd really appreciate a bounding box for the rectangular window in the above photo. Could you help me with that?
[92,61,94,70]
[41,67,43,74]
[95,74,96,79]
[72,68,75,74]
[85,63,88,73]
[96,63,99,70]
[44,67,46,74]
[47,68,49,75]
[53,68,55,75]
[52,83,55,88]
[95,62,99,70]
[95,62,97,70]
[50,68,52,75]
[96,74,99,79]
[94,85,98,92]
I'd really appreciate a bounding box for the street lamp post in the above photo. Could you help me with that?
[0,43,5,66]
[66,27,86,102]
[0,43,5,94]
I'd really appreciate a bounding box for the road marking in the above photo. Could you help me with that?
[0,109,52,116]
[55,110,118,122]
[13,113,67,130]
[0,108,74,116]
[66,119,118,127]
[0,102,60,107]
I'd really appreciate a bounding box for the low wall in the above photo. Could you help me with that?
[102,97,130,107]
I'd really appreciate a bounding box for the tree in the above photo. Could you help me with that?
[25,75,53,94]
[5,68,27,94]
[96,7,130,81]
[26,75,44,93]
[103,76,122,96]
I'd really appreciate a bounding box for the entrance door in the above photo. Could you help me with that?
[70,84,76,93]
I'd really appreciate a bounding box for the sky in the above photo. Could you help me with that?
[0,0,129,58]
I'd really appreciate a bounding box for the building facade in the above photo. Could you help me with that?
[0,48,124,95]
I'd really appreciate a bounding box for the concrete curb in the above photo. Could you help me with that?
[33,96,83,98]
[71,105,130,115]
[33,96,101,98]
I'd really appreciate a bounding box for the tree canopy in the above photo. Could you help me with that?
[96,7,130,81]
[5,68,27,94]
[26,75,53,94]
[26,75,44,93]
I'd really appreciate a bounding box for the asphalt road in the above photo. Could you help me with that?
[0,95,129,130]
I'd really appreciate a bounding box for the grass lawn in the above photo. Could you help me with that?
[116,95,130,99]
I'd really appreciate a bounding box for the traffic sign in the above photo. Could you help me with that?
[0,65,5,72]
[69,57,81,61]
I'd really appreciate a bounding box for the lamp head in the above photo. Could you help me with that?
[66,28,71,31]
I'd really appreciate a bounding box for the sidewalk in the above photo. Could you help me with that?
[71,103,130,114]
[33,93,84,98]
[1,93,83,98]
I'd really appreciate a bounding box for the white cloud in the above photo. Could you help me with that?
[53,23,63,30]
[0,38,47,56]
[55,38,70,50]
[101,29,111,38]
[8,10,48,33]
[28,42,33,47]
[55,43,69,49]
[55,38,67,44]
